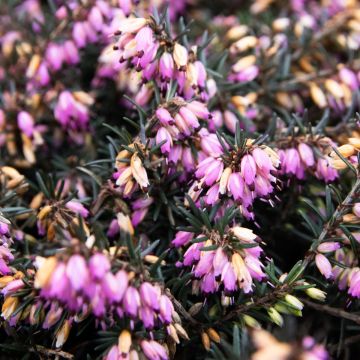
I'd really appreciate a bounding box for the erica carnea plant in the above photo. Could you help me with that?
[0,1,360,359]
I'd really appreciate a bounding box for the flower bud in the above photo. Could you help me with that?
[267,307,283,326]
[206,328,220,343]
[284,294,303,310]
[305,287,326,301]
[201,332,211,351]
[243,314,261,329]
[118,330,132,355]
[173,43,188,70]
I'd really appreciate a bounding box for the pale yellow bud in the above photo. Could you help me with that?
[349,138,360,150]
[309,83,327,108]
[116,167,132,187]
[325,79,344,99]
[231,226,257,242]
[118,330,132,355]
[225,25,248,41]
[219,167,232,195]
[232,55,256,73]
[1,296,19,320]
[276,92,293,110]
[26,55,41,78]
[34,256,58,288]
[1,166,22,179]
[272,18,290,32]
[73,91,94,106]
[38,205,52,220]
[174,323,189,340]
[328,157,348,170]
[169,324,180,344]
[118,18,147,33]
[173,43,188,69]
[117,212,134,236]
[55,320,71,348]
[331,144,355,159]
[130,153,149,189]
[30,193,44,209]
[144,255,166,265]
[186,63,198,87]
[232,36,257,52]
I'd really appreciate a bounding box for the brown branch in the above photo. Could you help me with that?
[218,285,291,323]
[301,298,360,325]
[30,345,74,359]
[165,289,199,326]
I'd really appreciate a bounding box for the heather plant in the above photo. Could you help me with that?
[0,1,359,359]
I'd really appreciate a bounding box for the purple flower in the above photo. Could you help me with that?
[66,255,89,291]
[141,340,168,360]
[140,282,160,311]
[123,286,140,317]
[172,231,194,247]
[89,253,110,280]
[315,254,333,279]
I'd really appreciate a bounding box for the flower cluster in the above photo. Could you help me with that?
[0,1,360,359]
[113,16,211,101]
[190,137,280,218]
[32,253,174,329]
[173,225,265,296]
[278,135,338,182]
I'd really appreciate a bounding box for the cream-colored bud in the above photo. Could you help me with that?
[232,55,256,73]
[174,323,189,340]
[1,296,19,320]
[38,205,52,220]
[328,157,348,170]
[73,91,94,106]
[276,92,293,110]
[130,153,149,189]
[169,324,180,344]
[309,83,327,108]
[118,330,132,355]
[225,25,248,41]
[219,167,232,195]
[173,43,188,69]
[231,226,257,242]
[55,320,71,348]
[117,212,134,236]
[26,55,41,78]
[117,18,147,33]
[330,144,355,159]
[348,138,360,150]
[232,36,257,52]
[272,18,290,32]
[34,256,57,288]
[325,79,344,99]
[116,167,133,186]
[284,294,303,310]
[186,63,198,87]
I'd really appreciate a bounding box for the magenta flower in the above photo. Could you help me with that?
[315,254,333,279]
